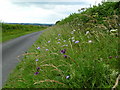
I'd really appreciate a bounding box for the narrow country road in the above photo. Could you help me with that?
[1,30,44,87]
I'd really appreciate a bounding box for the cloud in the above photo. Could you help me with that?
[0,0,103,24]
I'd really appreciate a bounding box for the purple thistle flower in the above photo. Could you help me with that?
[64,55,67,58]
[60,49,66,54]
[58,42,60,44]
[36,59,39,61]
[75,41,79,43]
[37,47,40,49]
[66,75,70,79]
[37,67,40,71]
[58,34,61,36]
[34,72,39,75]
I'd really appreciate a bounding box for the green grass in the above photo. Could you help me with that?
[2,23,48,43]
[3,2,119,88]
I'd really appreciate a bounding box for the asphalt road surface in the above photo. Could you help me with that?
[1,31,44,87]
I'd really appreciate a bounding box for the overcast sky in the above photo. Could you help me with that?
[0,0,103,24]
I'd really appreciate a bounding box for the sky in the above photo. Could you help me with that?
[0,0,103,24]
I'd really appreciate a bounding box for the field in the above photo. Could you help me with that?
[3,2,119,88]
[1,23,47,42]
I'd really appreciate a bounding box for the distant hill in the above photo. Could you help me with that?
[5,23,54,26]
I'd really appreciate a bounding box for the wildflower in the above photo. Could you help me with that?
[109,56,112,59]
[73,30,76,31]
[71,31,74,34]
[115,56,119,58]
[46,49,49,51]
[37,47,40,49]
[58,34,61,36]
[66,75,70,79]
[64,55,67,58]
[72,40,75,42]
[58,39,61,41]
[37,67,40,71]
[34,72,39,75]
[71,37,74,39]
[60,49,66,54]
[88,40,92,43]
[58,42,60,44]
[36,59,39,62]
[75,41,79,43]
[48,41,50,43]
[85,31,89,35]
[65,45,68,46]
[63,40,66,42]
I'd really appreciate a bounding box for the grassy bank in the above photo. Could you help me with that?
[3,2,119,88]
[2,23,48,42]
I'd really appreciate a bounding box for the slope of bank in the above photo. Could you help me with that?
[3,2,119,88]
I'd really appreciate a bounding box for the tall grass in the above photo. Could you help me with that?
[3,1,119,88]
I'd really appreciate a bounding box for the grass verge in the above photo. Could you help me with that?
[3,2,119,88]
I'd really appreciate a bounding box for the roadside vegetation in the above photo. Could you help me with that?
[3,1,119,88]
[2,23,47,42]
